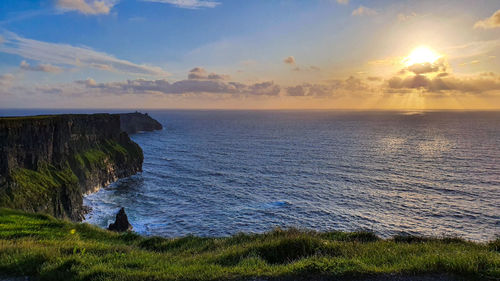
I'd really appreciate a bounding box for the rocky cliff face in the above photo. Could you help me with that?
[118,112,162,134]
[0,114,143,221]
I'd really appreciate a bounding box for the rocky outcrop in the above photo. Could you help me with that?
[108,207,132,232]
[117,112,162,134]
[0,114,143,221]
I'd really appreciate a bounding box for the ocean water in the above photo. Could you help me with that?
[0,109,498,241]
[82,110,500,241]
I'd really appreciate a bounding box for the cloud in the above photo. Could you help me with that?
[20,60,62,73]
[0,74,14,88]
[291,65,321,72]
[367,76,382,82]
[142,0,220,9]
[387,73,500,94]
[56,0,118,15]
[352,6,377,16]
[187,67,229,80]
[283,56,296,65]
[397,12,417,22]
[474,9,500,29]
[404,58,448,75]
[286,76,371,97]
[384,55,500,94]
[75,69,280,96]
[445,39,500,60]
[0,31,167,76]
[336,0,349,5]
[77,78,280,96]
[0,73,15,96]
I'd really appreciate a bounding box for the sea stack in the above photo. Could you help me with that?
[108,207,133,232]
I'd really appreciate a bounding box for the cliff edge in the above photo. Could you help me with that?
[0,114,143,221]
[118,112,162,134]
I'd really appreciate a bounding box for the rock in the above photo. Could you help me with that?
[108,207,133,232]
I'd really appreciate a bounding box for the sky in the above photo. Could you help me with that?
[0,0,499,110]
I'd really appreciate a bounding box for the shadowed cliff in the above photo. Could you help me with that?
[0,114,143,221]
[117,112,162,134]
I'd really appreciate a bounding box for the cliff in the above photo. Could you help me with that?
[0,114,143,221]
[118,112,162,134]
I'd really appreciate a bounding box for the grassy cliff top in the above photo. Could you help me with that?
[0,208,498,281]
[0,113,112,121]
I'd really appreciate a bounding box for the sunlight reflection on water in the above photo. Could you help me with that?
[84,111,500,241]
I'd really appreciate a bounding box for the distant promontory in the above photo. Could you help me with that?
[118,112,163,134]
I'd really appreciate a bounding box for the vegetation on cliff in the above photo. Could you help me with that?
[0,140,139,220]
[0,114,144,220]
[0,208,498,281]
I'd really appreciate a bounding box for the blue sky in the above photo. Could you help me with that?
[0,0,499,109]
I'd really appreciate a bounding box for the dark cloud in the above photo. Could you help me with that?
[285,76,370,97]
[388,55,500,94]
[367,76,382,81]
[292,65,321,72]
[77,77,280,96]
[188,67,229,80]
[403,58,448,75]
[286,85,307,96]
[387,73,500,94]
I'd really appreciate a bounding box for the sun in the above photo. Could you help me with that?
[403,46,441,66]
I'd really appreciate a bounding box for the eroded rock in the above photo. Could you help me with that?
[108,207,133,232]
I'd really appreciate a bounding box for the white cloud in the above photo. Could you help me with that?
[0,73,15,96]
[56,0,118,15]
[142,0,220,9]
[352,6,377,16]
[0,31,167,76]
[20,61,62,73]
[0,74,14,88]
[474,9,500,29]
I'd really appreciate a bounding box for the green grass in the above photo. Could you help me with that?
[0,208,498,280]
[0,139,141,219]
[73,140,139,171]
[0,165,79,213]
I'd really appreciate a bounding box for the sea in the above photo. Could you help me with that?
[1,109,499,241]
